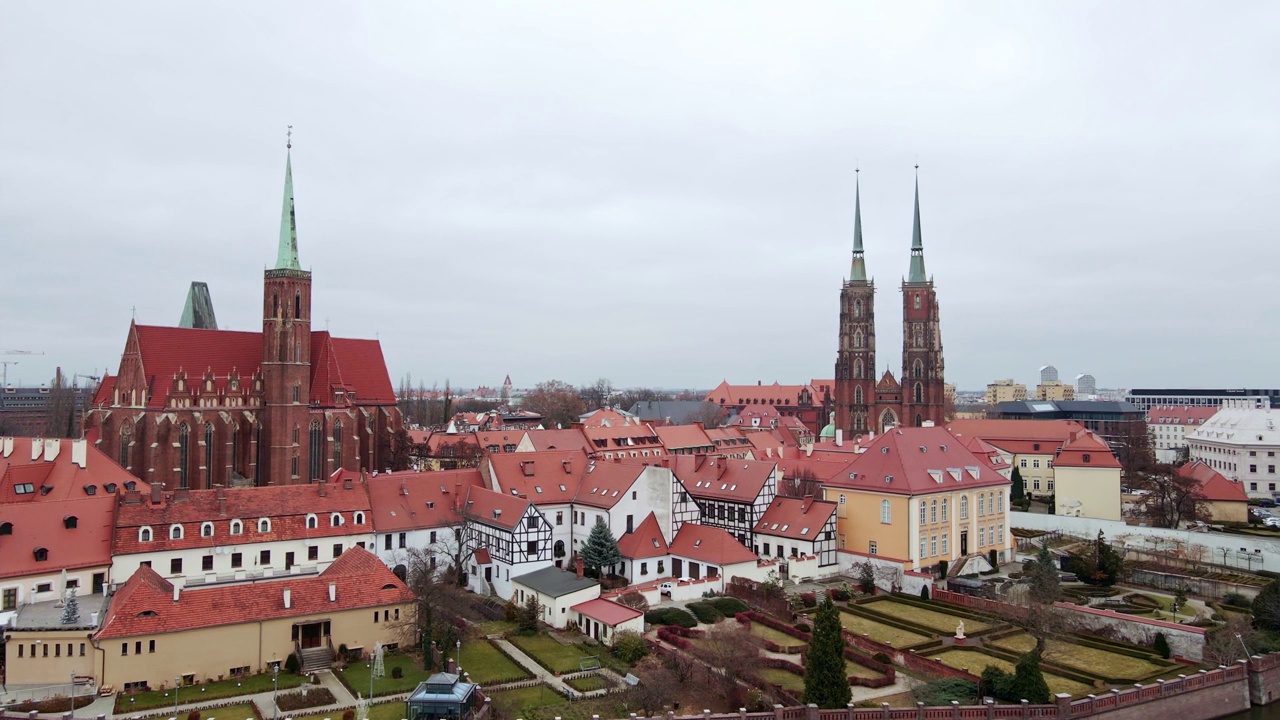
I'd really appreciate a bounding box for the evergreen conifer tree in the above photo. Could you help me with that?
[1011,651,1051,704]
[803,597,851,708]
[581,518,621,575]
[59,587,80,625]
[1010,467,1025,501]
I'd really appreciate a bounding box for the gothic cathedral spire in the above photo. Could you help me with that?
[850,169,867,282]
[907,166,927,284]
[275,129,301,271]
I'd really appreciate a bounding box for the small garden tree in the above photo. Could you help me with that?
[59,588,80,625]
[982,650,1051,704]
[803,597,851,708]
[1253,579,1280,632]
[1153,632,1171,659]
[856,561,876,594]
[517,595,541,635]
[581,518,621,576]
[1010,467,1025,501]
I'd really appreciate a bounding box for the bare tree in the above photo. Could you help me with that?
[577,378,615,412]
[44,369,78,438]
[615,387,672,412]
[685,403,727,429]
[1203,614,1265,666]
[778,468,823,498]
[693,622,760,707]
[521,380,586,429]
[1111,420,1156,483]
[1130,465,1208,528]
[391,545,475,662]
[628,655,678,716]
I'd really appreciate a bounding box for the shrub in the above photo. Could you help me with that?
[919,585,930,600]
[616,591,650,613]
[872,652,891,664]
[343,711,355,720]
[800,592,818,608]
[645,607,697,628]
[504,599,520,622]
[391,666,404,679]
[827,587,851,602]
[276,687,338,711]
[1153,632,1171,659]
[794,621,811,632]
[1223,592,1251,609]
[982,651,1051,704]
[284,653,300,674]
[613,630,649,664]
[710,596,750,616]
[912,678,977,706]
[187,711,201,720]
[687,601,724,624]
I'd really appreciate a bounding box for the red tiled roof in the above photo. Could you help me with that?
[657,455,776,503]
[616,512,668,559]
[2,437,146,503]
[825,427,1010,496]
[424,432,480,456]
[1147,406,1219,426]
[753,496,836,541]
[525,428,591,453]
[668,523,757,565]
[1054,430,1121,469]
[655,425,713,451]
[465,485,536,531]
[947,419,1087,450]
[96,547,413,639]
[473,547,493,564]
[575,460,647,510]
[583,423,663,453]
[776,457,856,483]
[476,430,528,452]
[580,409,638,428]
[704,381,817,408]
[101,325,395,409]
[0,496,116,579]
[1176,461,1249,502]
[112,481,372,555]
[366,469,484,533]
[487,450,588,504]
[571,597,642,626]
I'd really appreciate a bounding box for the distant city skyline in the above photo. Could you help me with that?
[2,3,1277,393]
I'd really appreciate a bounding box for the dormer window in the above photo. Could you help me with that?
[306,514,318,529]
[139,526,153,542]
[330,513,344,527]
[258,518,271,533]
[33,547,48,562]
[230,520,244,535]
[136,611,158,618]
[0,522,12,536]
[201,522,214,538]
[64,516,79,529]
[170,524,184,540]
[353,512,365,525]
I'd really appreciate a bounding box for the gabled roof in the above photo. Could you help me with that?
[1146,406,1219,426]
[476,430,528,452]
[366,469,484,532]
[513,566,598,598]
[703,381,816,408]
[668,523,757,566]
[753,496,836,541]
[0,495,116,579]
[487,450,588,505]
[658,455,775,504]
[571,597,642,626]
[575,460,647,510]
[1176,461,1249,502]
[654,424,713,451]
[616,512,668,559]
[875,370,901,393]
[825,427,1009,496]
[1054,430,1121,469]
[1,437,146,502]
[96,547,413,639]
[947,419,1089,455]
[525,429,592,453]
[776,457,856,484]
[464,485,537,531]
[628,400,724,426]
[579,408,639,428]
[582,423,663,451]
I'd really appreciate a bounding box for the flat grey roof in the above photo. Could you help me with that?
[512,566,598,598]
[12,593,109,631]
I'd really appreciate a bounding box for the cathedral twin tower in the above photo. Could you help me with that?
[833,171,946,438]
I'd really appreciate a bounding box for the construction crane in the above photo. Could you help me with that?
[1,349,45,386]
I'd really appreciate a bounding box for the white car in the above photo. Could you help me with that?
[658,578,692,596]
[1263,516,1280,528]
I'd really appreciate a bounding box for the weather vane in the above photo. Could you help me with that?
[287,125,292,149]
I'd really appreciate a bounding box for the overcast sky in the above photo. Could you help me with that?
[2,2,1277,394]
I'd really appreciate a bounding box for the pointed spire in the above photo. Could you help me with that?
[275,126,301,271]
[907,165,927,283]
[849,168,867,282]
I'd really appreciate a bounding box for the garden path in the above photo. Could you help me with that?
[488,638,576,697]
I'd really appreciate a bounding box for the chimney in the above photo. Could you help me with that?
[343,477,354,490]
[150,484,163,505]
[71,439,87,468]
[172,584,181,603]
[328,583,336,602]
[575,556,584,579]
[283,588,292,609]
[174,487,190,502]
[318,481,327,498]
[835,429,843,447]
[802,494,814,512]
[43,438,60,462]
[124,488,141,505]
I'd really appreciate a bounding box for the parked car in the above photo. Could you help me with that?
[658,578,692,596]
[1263,516,1280,528]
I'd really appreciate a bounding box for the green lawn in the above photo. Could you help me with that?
[748,623,806,648]
[838,611,930,647]
[508,634,600,674]
[339,654,433,697]
[115,673,307,712]
[565,674,610,692]
[862,600,989,634]
[930,650,1094,697]
[845,658,883,679]
[989,634,1166,680]
[288,701,407,720]
[757,668,805,692]
[457,641,531,685]
[473,620,518,636]
[487,686,629,720]
[183,702,259,720]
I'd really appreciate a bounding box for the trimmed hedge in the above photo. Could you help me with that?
[709,596,750,616]
[686,601,724,624]
[645,607,698,628]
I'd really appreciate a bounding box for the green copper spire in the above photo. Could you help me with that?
[907,166,927,283]
[275,128,301,271]
[850,168,867,282]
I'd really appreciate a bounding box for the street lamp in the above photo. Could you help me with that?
[174,676,180,720]
[69,673,75,720]
[367,660,374,702]
[272,665,280,720]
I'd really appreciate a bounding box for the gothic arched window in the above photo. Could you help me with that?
[177,423,190,489]
[272,292,279,318]
[119,423,132,469]
[853,299,862,318]
[914,293,921,309]
[914,382,923,404]
[854,386,863,405]
[332,421,343,469]
[309,421,323,481]
[229,423,239,477]
[854,330,864,349]
[913,359,924,379]
[294,292,301,319]
[204,423,214,487]
[854,359,864,379]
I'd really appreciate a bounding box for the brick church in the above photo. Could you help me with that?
[86,142,402,489]
[833,171,946,438]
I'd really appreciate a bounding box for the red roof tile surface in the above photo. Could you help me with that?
[366,469,484,532]
[616,513,668,560]
[525,429,592,453]
[825,427,1010,496]
[1,438,145,502]
[654,425,714,451]
[704,381,818,408]
[753,496,837,541]
[1147,406,1219,426]
[571,597,642,625]
[667,523,758,566]
[96,547,413,639]
[485,451,588,504]
[465,485,536,531]
[1054,430,1121,469]
[1176,461,1249,502]
[655,455,776,504]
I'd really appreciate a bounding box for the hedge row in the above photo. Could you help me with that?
[645,607,698,628]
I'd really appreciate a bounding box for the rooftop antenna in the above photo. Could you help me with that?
[287,125,292,149]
